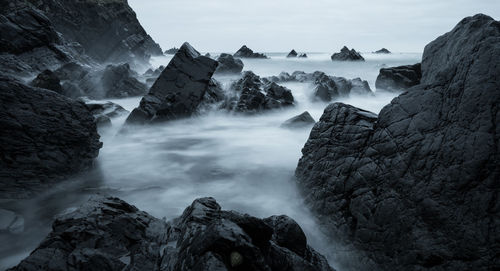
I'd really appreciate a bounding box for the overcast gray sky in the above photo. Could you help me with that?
[129,0,499,53]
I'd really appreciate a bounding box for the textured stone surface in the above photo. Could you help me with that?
[10,196,335,271]
[100,63,147,98]
[126,42,218,124]
[331,46,364,61]
[30,70,63,94]
[164,47,179,55]
[216,53,244,74]
[234,45,268,59]
[281,111,316,129]
[0,76,102,199]
[375,63,421,92]
[295,14,500,270]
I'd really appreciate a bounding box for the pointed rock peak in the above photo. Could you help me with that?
[341,46,350,51]
[178,42,202,58]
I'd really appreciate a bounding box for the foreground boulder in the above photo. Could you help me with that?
[295,14,500,270]
[281,111,316,128]
[374,48,391,54]
[331,46,364,61]
[224,71,294,113]
[234,45,268,58]
[216,53,244,74]
[0,76,102,199]
[10,196,335,271]
[126,42,218,124]
[375,63,421,91]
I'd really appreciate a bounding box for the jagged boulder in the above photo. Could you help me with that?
[287,49,298,58]
[375,63,421,91]
[374,48,391,54]
[331,46,364,61]
[0,76,102,199]
[216,53,244,74]
[295,14,500,270]
[164,47,179,54]
[30,70,63,94]
[299,53,308,58]
[10,196,335,271]
[126,42,218,124]
[234,45,268,58]
[281,111,316,128]
[100,63,147,98]
[313,72,372,101]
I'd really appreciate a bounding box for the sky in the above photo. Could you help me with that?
[129,0,500,53]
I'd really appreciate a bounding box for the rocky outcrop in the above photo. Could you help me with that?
[126,42,218,124]
[287,49,298,58]
[79,98,129,128]
[30,69,63,94]
[164,47,179,55]
[295,14,500,270]
[331,46,364,61]
[281,111,316,128]
[234,45,268,59]
[224,71,294,113]
[375,63,421,91]
[10,196,335,271]
[27,0,162,64]
[374,48,391,54]
[100,63,147,98]
[215,53,244,74]
[0,76,102,199]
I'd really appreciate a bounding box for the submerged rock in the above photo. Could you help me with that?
[331,46,364,61]
[281,111,316,128]
[164,47,179,55]
[295,14,500,270]
[0,76,102,199]
[30,70,63,94]
[10,196,335,271]
[287,49,298,58]
[375,63,421,91]
[216,53,244,74]
[234,45,268,59]
[374,48,391,54]
[126,42,218,124]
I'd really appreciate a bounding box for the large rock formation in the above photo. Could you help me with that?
[0,76,102,199]
[331,46,364,61]
[224,71,294,113]
[126,42,218,124]
[215,53,244,74]
[234,45,268,59]
[10,196,335,271]
[26,0,162,63]
[295,14,500,270]
[375,63,421,92]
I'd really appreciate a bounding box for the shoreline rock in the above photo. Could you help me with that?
[375,63,421,92]
[215,53,244,74]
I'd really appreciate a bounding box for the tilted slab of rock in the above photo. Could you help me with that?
[295,14,500,270]
[126,42,218,124]
[331,46,364,61]
[0,76,102,199]
[215,53,244,74]
[10,196,335,271]
[375,63,421,91]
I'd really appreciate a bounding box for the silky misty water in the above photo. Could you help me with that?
[0,52,421,270]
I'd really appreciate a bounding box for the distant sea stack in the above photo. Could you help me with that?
[296,14,500,270]
[331,46,364,61]
[287,49,298,58]
[374,48,391,54]
[234,45,268,58]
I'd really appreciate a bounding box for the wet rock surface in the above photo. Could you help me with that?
[0,76,102,199]
[281,111,316,129]
[10,196,335,271]
[375,63,421,91]
[331,46,364,61]
[216,53,244,74]
[126,42,218,124]
[295,14,500,270]
[234,45,268,59]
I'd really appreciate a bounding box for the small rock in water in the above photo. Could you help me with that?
[331,46,364,61]
[281,111,316,128]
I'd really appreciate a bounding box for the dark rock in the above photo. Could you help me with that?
[198,78,226,112]
[125,42,218,125]
[375,63,421,91]
[281,111,316,128]
[313,72,372,101]
[78,97,129,128]
[0,209,24,234]
[0,76,102,199]
[28,0,163,63]
[54,62,90,81]
[205,53,211,58]
[331,46,364,61]
[299,53,308,58]
[295,14,500,270]
[216,53,244,74]
[374,48,391,54]
[234,45,268,59]
[30,70,62,93]
[287,49,298,58]
[224,71,294,113]
[10,196,335,271]
[164,47,179,54]
[100,63,147,98]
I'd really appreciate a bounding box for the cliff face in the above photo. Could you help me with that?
[296,14,499,270]
[25,0,162,63]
